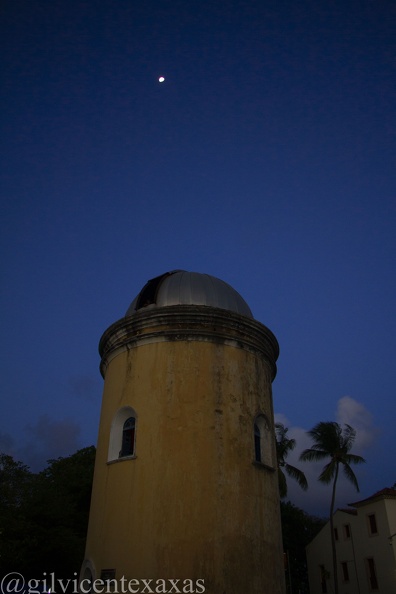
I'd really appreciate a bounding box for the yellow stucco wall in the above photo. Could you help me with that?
[84,323,285,593]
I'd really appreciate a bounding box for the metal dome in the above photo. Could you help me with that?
[126,270,253,318]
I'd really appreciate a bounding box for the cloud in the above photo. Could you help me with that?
[274,397,379,517]
[274,413,289,427]
[336,396,379,451]
[1,415,83,471]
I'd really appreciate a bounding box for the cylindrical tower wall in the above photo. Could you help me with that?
[83,305,285,594]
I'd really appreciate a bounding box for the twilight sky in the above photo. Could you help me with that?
[1,0,395,516]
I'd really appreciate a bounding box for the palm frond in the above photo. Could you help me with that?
[278,467,287,498]
[275,422,307,496]
[341,424,356,452]
[318,460,337,484]
[275,423,296,458]
[342,462,360,491]
[300,448,329,462]
[285,463,308,491]
[275,422,286,438]
[307,421,342,453]
[345,453,365,465]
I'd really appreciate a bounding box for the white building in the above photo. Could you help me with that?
[306,488,396,594]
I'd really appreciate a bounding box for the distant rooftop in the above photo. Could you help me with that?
[126,270,253,318]
[338,508,358,515]
[349,487,396,507]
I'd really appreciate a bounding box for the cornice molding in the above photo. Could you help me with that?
[99,305,279,380]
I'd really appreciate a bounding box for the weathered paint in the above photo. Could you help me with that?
[82,305,285,593]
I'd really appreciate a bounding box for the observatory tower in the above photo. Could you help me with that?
[81,270,285,593]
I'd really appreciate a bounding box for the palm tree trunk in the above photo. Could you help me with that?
[329,462,339,594]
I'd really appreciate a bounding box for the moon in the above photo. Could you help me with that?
[158,76,165,83]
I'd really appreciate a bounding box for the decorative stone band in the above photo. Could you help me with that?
[99,305,279,380]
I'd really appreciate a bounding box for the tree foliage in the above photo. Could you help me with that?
[300,422,364,491]
[275,422,308,498]
[0,447,96,579]
[300,422,365,594]
[0,454,34,575]
[281,501,325,594]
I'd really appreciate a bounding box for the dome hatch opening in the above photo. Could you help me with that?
[126,270,253,318]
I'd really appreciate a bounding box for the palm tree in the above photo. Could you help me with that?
[275,422,308,498]
[300,422,365,594]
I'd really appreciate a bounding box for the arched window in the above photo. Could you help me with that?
[81,567,93,594]
[254,423,261,462]
[253,413,274,467]
[120,417,136,458]
[108,406,137,462]
[79,559,96,593]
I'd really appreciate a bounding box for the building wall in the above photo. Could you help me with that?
[352,498,396,593]
[306,498,396,594]
[82,307,285,594]
[307,511,359,594]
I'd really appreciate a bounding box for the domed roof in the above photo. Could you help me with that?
[126,270,253,318]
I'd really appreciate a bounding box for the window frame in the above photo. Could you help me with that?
[367,513,378,536]
[79,559,96,593]
[108,406,137,463]
[365,557,379,591]
[341,561,350,583]
[253,413,275,469]
[343,524,351,540]
[119,416,136,458]
[254,423,261,462]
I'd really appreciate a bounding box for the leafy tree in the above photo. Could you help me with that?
[275,422,308,498]
[28,446,96,577]
[281,501,325,594]
[300,422,365,594]
[0,446,96,579]
[0,454,34,575]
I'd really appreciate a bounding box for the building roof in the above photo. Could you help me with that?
[338,508,358,515]
[126,270,254,318]
[348,487,396,508]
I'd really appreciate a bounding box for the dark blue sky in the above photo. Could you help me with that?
[1,0,395,515]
